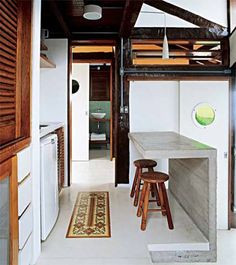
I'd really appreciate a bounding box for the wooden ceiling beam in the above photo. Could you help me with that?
[145,0,227,36]
[73,52,114,61]
[48,0,71,38]
[119,0,144,37]
[132,27,227,40]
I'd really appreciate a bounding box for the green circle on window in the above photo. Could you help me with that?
[194,103,215,127]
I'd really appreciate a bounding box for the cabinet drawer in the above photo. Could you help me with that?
[19,204,33,250]
[18,234,32,265]
[18,175,32,217]
[17,147,31,183]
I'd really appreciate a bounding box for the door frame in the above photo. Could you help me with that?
[68,51,115,185]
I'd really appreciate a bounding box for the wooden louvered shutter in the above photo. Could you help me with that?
[0,0,31,149]
[0,0,18,145]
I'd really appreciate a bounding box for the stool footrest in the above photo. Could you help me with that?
[148,208,166,212]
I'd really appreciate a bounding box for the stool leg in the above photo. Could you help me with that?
[152,183,161,206]
[130,167,138,198]
[134,168,142,207]
[141,183,150,231]
[148,167,155,198]
[137,182,147,217]
[158,183,166,216]
[160,183,174,230]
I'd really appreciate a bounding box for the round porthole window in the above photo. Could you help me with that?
[192,103,215,128]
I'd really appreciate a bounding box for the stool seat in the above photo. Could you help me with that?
[134,159,157,168]
[141,171,169,183]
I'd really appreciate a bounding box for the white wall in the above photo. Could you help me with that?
[31,0,41,263]
[129,80,229,229]
[40,39,68,185]
[72,63,90,161]
[129,81,179,183]
[179,81,229,229]
[135,1,227,28]
[230,30,236,66]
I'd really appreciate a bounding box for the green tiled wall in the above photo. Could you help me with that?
[89,101,110,139]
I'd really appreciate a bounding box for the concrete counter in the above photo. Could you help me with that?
[129,131,217,263]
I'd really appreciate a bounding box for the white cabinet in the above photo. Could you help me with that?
[19,204,33,250]
[18,175,32,217]
[17,146,33,263]
[18,234,32,265]
[17,147,31,182]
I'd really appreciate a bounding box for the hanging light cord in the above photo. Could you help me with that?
[164,13,167,36]
[140,11,167,35]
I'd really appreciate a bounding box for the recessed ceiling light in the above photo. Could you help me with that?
[83,5,102,20]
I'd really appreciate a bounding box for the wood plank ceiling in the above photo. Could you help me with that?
[41,0,228,66]
[41,0,227,40]
[41,0,134,39]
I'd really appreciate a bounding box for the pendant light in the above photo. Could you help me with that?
[162,13,169,59]
[83,5,102,20]
[140,11,169,59]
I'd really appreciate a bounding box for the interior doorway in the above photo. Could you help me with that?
[70,44,115,185]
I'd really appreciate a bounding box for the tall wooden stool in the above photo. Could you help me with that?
[137,171,174,231]
[130,159,157,207]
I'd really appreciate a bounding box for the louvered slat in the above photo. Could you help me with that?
[0,7,17,28]
[0,90,15,96]
[0,97,15,103]
[0,71,15,80]
[0,103,15,110]
[0,115,15,123]
[0,21,17,40]
[1,0,17,17]
[0,56,16,68]
[0,34,16,50]
[0,0,17,144]
[0,77,15,86]
[0,43,16,57]
[0,63,16,74]
[0,49,16,62]
[0,28,17,45]
[0,83,15,91]
[0,15,17,34]
[0,3,17,24]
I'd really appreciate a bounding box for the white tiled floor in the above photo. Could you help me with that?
[36,151,236,265]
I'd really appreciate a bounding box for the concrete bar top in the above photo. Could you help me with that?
[128,131,216,159]
[129,131,217,263]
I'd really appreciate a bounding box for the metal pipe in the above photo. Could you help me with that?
[124,69,231,74]
[120,38,124,111]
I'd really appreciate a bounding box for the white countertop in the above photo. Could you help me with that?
[40,122,64,138]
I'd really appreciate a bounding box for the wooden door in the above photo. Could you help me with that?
[72,63,90,161]
[0,156,18,265]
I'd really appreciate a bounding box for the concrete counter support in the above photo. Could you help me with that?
[128,131,217,263]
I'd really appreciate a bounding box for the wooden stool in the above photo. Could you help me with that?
[137,171,174,231]
[130,159,158,207]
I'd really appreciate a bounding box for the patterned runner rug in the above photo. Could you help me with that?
[66,191,111,238]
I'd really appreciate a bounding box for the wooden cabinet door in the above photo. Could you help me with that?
[90,68,110,101]
[0,156,18,265]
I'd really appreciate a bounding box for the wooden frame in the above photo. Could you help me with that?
[0,156,18,265]
[68,50,115,185]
